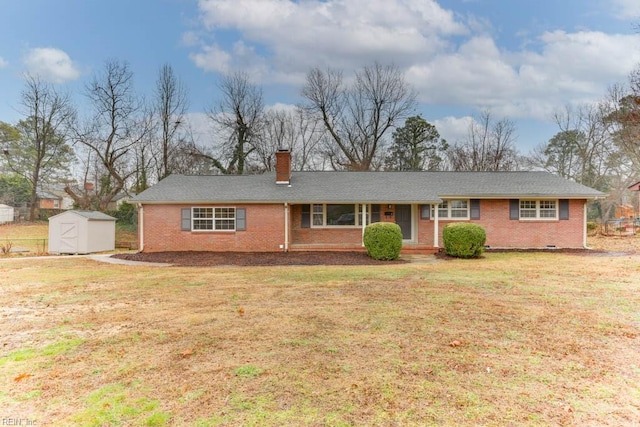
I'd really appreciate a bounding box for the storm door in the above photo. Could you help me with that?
[395,205,412,240]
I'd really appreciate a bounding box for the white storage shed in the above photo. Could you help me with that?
[48,210,116,254]
[0,204,14,224]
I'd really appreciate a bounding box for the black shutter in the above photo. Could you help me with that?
[236,208,246,230]
[371,204,381,223]
[470,199,480,220]
[420,204,430,220]
[301,204,310,228]
[559,199,569,220]
[181,208,191,231]
[509,199,519,220]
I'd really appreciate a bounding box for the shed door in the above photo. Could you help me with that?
[395,205,412,240]
[59,222,78,253]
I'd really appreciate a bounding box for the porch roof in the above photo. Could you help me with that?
[133,171,604,204]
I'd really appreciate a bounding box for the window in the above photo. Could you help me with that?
[431,199,469,219]
[519,200,557,220]
[450,200,468,218]
[312,204,323,226]
[192,207,236,231]
[310,204,370,227]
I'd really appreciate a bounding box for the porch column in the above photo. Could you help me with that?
[284,203,289,252]
[433,203,439,248]
[361,203,367,246]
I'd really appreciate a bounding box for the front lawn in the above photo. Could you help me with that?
[1,250,639,425]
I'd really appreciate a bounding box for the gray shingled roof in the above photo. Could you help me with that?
[132,171,604,204]
[49,210,116,221]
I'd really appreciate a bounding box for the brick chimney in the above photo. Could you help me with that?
[275,149,291,184]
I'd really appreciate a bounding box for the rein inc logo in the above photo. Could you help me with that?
[1,419,36,426]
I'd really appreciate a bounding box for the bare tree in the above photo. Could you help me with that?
[302,62,417,170]
[67,60,149,210]
[153,63,188,181]
[547,103,625,220]
[447,110,519,171]
[198,72,265,174]
[4,75,75,220]
[255,107,327,172]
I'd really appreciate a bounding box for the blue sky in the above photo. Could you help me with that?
[1,0,639,153]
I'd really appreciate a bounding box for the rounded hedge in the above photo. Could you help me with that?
[442,223,486,258]
[363,222,403,260]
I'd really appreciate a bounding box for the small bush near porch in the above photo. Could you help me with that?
[443,223,487,258]
[363,222,403,260]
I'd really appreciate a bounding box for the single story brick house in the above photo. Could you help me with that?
[132,150,604,253]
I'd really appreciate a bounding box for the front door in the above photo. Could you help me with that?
[395,205,412,240]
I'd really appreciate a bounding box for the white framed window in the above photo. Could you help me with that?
[311,204,367,227]
[519,200,557,220]
[192,207,236,231]
[431,199,469,220]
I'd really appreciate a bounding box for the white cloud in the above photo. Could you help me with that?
[0,56,7,68]
[191,0,640,126]
[408,30,640,120]
[190,43,232,74]
[193,0,466,77]
[434,116,473,144]
[23,47,80,83]
[611,0,640,19]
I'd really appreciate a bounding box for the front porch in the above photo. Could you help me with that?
[288,203,439,253]
[289,242,439,255]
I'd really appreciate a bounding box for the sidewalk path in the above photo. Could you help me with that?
[0,253,172,267]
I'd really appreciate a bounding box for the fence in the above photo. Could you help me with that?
[602,218,640,236]
[0,238,48,255]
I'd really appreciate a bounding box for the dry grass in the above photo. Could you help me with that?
[0,222,137,255]
[1,240,639,425]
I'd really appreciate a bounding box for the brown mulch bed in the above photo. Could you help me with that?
[112,251,408,266]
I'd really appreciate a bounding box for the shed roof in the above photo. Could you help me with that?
[48,210,116,221]
[132,171,604,204]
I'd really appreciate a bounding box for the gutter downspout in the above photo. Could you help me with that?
[284,202,289,252]
[137,203,144,252]
[583,201,588,248]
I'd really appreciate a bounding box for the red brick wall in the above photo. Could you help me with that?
[417,199,586,248]
[143,200,587,252]
[39,199,58,209]
[141,204,286,252]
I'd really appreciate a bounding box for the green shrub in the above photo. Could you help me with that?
[442,223,486,259]
[107,201,137,225]
[363,222,403,260]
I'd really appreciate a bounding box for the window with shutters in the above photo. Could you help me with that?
[192,207,236,231]
[430,199,470,220]
[519,200,557,220]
